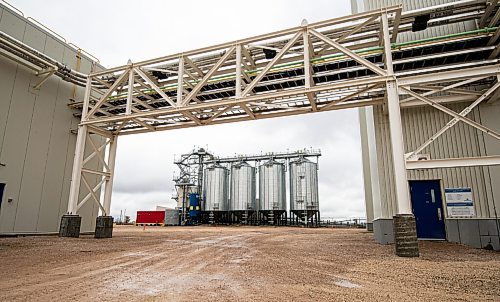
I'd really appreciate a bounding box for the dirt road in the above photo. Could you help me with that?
[0,226,498,301]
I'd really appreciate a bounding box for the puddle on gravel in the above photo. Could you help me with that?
[124,252,151,257]
[334,279,361,288]
[104,271,238,297]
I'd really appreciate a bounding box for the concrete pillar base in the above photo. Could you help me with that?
[59,215,81,238]
[366,222,373,232]
[95,216,114,238]
[393,214,419,257]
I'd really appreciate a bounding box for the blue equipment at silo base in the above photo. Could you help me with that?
[187,193,201,225]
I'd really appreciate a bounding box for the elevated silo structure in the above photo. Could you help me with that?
[203,164,230,224]
[230,162,257,224]
[259,159,287,225]
[289,157,319,226]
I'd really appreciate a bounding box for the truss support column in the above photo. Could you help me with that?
[177,56,184,106]
[236,44,242,98]
[382,12,418,257]
[60,76,92,237]
[103,136,118,215]
[95,135,117,238]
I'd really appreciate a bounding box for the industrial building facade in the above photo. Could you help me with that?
[354,0,500,249]
[0,3,102,234]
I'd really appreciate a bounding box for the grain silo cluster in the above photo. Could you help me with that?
[173,149,321,226]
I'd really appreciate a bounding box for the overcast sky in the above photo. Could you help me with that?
[11,0,366,220]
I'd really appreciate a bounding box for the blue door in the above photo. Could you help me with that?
[409,180,446,240]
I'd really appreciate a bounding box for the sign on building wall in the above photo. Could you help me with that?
[445,188,475,217]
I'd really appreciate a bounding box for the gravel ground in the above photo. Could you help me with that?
[0,225,498,301]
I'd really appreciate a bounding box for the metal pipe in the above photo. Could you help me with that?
[0,30,101,87]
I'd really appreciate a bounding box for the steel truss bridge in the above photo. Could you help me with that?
[66,0,500,220]
[3,0,497,242]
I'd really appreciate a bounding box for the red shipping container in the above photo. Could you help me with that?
[136,211,165,224]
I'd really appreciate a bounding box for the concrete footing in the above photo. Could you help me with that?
[59,215,81,238]
[373,218,394,244]
[393,214,419,257]
[366,222,373,232]
[95,216,114,238]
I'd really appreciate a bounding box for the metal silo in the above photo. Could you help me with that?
[203,164,229,223]
[230,162,257,224]
[258,159,287,225]
[289,157,320,226]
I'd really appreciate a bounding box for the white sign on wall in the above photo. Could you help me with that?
[445,188,475,217]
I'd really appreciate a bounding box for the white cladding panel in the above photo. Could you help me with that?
[0,4,102,233]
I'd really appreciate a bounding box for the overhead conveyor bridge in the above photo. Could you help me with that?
[63,0,500,137]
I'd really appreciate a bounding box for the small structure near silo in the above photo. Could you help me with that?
[136,211,166,226]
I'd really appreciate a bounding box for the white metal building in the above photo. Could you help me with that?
[353,0,500,250]
[0,3,102,234]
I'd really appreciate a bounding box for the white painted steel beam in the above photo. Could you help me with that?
[126,68,135,115]
[81,174,106,214]
[235,45,242,99]
[241,33,301,97]
[134,67,177,108]
[86,71,129,119]
[404,81,500,159]
[88,6,402,77]
[310,29,387,76]
[80,76,390,126]
[67,76,92,214]
[382,12,412,215]
[182,46,236,105]
[177,56,184,106]
[401,87,500,141]
[103,136,118,216]
[406,156,500,169]
[398,64,500,86]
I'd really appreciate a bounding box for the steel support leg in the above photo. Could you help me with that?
[96,135,118,238]
[382,12,418,257]
[103,136,118,215]
[59,124,88,237]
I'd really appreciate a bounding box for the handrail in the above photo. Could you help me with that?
[27,17,67,43]
[0,1,100,64]
[0,0,24,17]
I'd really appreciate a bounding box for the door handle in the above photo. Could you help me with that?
[437,208,442,221]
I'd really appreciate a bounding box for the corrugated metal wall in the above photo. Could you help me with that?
[361,0,476,42]
[374,103,500,218]
[356,0,500,219]
[0,4,102,233]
